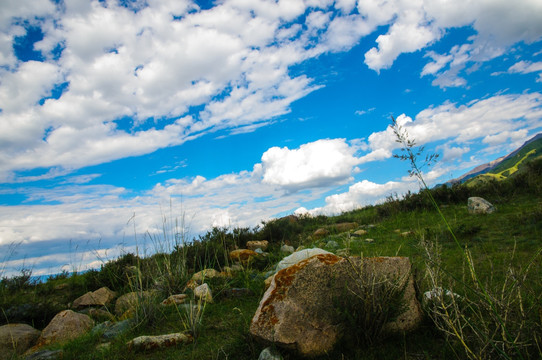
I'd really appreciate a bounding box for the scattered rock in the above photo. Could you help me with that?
[0,324,40,358]
[32,310,94,350]
[280,245,294,254]
[247,240,269,251]
[191,269,221,283]
[352,229,368,237]
[161,294,188,306]
[72,287,116,309]
[401,231,414,237]
[258,346,283,360]
[229,249,259,265]
[115,291,155,316]
[25,349,63,360]
[468,197,496,214]
[333,222,358,233]
[194,283,213,303]
[127,332,193,352]
[312,228,329,239]
[83,308,115,322]
[365,238,374,243]
[394,229,401,233]
[250,255,421,357]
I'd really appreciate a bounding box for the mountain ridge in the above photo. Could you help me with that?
[446,132,542,186]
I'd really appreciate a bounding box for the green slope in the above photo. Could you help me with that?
[465,135,542,187]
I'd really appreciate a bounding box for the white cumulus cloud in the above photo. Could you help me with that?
[260,139,361,191]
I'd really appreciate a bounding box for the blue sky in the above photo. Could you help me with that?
[1,0,541,277]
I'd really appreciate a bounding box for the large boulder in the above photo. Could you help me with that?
[33,310,94,349]
[72,287,116,309]
[250,254,422,357]
[468,197,496,214]
[0,324,40,359]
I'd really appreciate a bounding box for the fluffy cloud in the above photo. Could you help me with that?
[260,139,361,191]
[2,0,541,180]
[360,93,542,163]
[362,0,542,85]
[295,179,417,216]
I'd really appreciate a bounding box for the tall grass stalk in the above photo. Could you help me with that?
[390,116,539,359]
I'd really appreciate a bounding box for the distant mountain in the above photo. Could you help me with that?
[446,133,542,186]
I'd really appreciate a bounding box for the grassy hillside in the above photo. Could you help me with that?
[465,135,542,187]
[2,158,542,360]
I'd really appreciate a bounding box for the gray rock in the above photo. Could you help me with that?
[127,332,193,351]
[25,349,63,360]
[0,324,40,358]
[194,283,213,303]
[468,197,496,214]
[280,245,294,254]
[92,319,135,340]
[258,347,283,360]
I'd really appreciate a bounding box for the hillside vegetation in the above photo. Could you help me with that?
[1,157,541,360]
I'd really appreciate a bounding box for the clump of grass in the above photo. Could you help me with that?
[336,257,408,347]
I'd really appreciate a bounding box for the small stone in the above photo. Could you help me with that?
[194,283,213,303]
[25,349,63,360]
[72,287,116,309]
[161,294,188,306]
[229,249,259,265]
[258,346,283,360]
[365,238,374,243]
[333,222,358,233]
[352,229,368,237]
[247,240,269,251]
[313,228,329,238]
[127,332,193,352]
[191,269,221,283]
[468,197,496,214]
[280,245,294,254]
